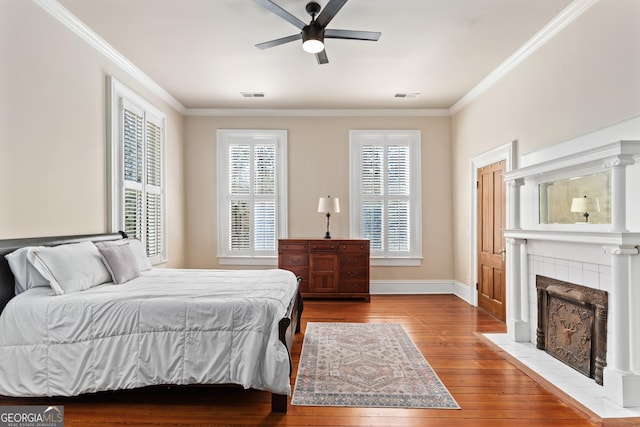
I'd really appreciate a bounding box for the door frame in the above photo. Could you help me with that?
[469,141,516,307]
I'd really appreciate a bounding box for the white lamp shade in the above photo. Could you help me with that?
[570,196,600,213]
[317,196,340,213]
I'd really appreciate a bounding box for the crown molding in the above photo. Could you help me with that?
[184,108,451,117]
[449,0,599,115]
[35,0,597,119]
[33,0,187,115]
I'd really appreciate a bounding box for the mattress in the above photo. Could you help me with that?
[0,268,298,397]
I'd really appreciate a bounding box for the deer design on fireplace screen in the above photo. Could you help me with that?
[536,275,608,385]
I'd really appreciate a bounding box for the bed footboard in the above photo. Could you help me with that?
[273,277,304,413]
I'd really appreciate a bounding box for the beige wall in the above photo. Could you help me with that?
[184,115,453,281]
[0,0,186,266]
[7,0,637,286]
[451,0,640,284]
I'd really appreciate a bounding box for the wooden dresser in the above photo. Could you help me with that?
[278,239,370,301]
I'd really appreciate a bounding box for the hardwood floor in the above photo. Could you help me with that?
[1,295,637,426]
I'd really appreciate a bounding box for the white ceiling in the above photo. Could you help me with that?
[56,0,574,110]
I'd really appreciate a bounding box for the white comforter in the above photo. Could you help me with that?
[0,268,298,397]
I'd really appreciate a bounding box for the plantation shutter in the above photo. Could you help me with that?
[254,144,276,251]
[145,115,163,258]
[218,130,287,263]
[361,145,384,251]
[387,145,410,252]
[119,97,165,262]
[122,101,144,241]
[228,144,251,251]
[350,130,421,263]
[226,142,277,253]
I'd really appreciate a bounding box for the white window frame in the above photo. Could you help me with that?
[108,76,166,265]
[349,130,422,266]
[217,129,288,266]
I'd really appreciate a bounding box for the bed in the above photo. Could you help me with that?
[0,232,303,413]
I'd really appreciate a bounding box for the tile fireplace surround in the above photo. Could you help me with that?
[500,128,640,410]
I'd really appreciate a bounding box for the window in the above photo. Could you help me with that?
[349,130,422,266]
[108,77,166,264]
[217,130,287,265]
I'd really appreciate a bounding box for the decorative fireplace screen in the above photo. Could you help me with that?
[536,275,608,385]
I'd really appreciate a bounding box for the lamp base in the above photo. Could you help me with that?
[324,212,332,239]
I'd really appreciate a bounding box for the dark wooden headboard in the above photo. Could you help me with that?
[0,232,126,314]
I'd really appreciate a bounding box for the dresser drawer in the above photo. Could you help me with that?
[340,269,368,281]
[279,241,309,253]
[310,242,339,252]
[280,254,309,267]
[339,242,369,253]
[339,280,368,293]
[340,254,368,269]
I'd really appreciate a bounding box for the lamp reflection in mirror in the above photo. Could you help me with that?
[570,195,600,223]
[317,196,340,238]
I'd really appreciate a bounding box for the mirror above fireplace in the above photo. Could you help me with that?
[538,171,611,225]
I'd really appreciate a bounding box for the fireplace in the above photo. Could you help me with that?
[536,275,608,385]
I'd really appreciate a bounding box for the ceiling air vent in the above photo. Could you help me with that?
[394,93,420,98]
[241,92,265,98]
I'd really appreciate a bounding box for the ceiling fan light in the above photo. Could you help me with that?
[302,38,324,53]
[302,25,324,53]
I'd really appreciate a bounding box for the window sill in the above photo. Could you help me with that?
[217,256,278,267]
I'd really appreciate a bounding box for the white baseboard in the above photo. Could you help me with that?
[370,280,473,305]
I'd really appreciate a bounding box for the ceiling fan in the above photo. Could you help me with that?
[253,0,381,64]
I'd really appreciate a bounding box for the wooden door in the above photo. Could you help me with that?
[477,160,506,321]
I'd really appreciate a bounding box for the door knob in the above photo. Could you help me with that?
[498,247,506,261]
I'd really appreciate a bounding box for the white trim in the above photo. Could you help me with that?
[186,108,451,117]
[36,0,598,118]
[36,0,597,117]
[370,279,472,303]
[349,130,422,263]
[469,141,517,307]
[33,0,186,114]
[216,129,288,264]
[108,76,167,264]
[449,0,599,115]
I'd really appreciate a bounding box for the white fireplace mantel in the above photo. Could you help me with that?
[503,139,640,408]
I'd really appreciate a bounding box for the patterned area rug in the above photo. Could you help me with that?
[292,322,460,409]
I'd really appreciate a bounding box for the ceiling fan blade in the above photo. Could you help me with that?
[315,0,348,29]
[325,29,381,41]
[255,33,302,50]
[315,49,329,64]
[253,0,306,30]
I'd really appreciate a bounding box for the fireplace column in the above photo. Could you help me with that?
[505,178,528,341]
[604,155,634,232]
[506,237,528,341]
[603,244,640,407]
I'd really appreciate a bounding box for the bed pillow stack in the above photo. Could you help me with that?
[5,238,152,295]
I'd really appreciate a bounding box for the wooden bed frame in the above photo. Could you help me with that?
[0,232,303,413]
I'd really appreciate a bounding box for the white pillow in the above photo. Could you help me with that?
[5,246,49,295]
[98,243,141,284]
[28,241,112,295]
[96,238,152,271]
